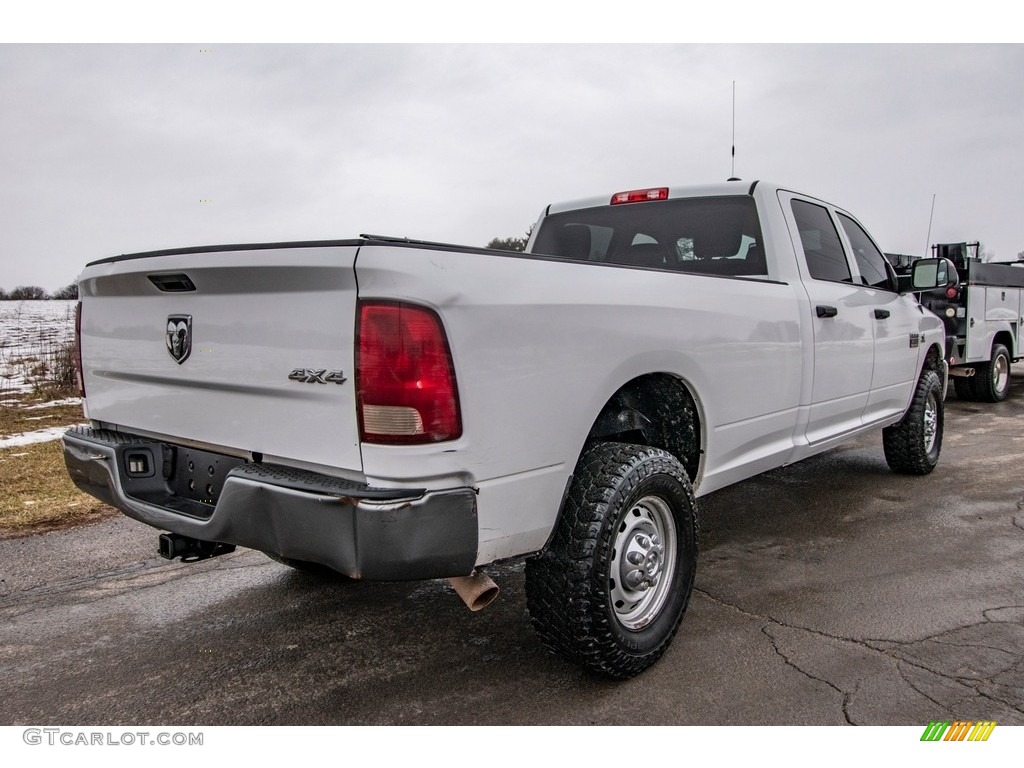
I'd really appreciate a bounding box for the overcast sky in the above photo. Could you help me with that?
[1,43,1022,292]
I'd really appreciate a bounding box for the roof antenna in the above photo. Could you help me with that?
[923,193,936,257]
[728,81,740,182]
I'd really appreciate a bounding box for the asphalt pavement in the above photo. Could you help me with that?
[2,375,1023,725]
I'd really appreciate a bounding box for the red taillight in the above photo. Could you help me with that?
[945,286,958,299]
[356,301,462,444]
[74,300,85,398]
[611,187,669,205]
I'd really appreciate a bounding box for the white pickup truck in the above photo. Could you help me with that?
[63,180,957,678]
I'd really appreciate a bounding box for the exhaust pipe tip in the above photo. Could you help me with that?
[449,572,500,612]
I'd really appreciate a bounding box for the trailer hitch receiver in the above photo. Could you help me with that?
[158,533,236,562]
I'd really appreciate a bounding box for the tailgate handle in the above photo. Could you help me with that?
[149,273,196,292]
[874,309,890,319]
[816,305,838,318]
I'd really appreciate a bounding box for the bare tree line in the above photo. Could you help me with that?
[0,283,78,300]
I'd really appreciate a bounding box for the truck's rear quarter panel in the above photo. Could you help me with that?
[355,244,804,561]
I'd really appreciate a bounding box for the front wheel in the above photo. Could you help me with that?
[883,369,943,475]
[525,443,698,679]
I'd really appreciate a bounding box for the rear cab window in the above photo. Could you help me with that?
[530,196,769,278]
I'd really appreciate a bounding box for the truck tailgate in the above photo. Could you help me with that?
[78,243,363,473]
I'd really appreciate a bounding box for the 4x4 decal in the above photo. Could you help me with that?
[288,368,347,385]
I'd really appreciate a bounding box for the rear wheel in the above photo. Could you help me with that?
[525,442,698,679]
[973,343,1011,402]
[953,376,976,401]
[883,369,943,475]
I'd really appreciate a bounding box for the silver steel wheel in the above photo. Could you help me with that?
[526,443,698,678]
[923,390,939,453]
[883,369,943,475]
[609,495,678,630]
[993,352,1009,395]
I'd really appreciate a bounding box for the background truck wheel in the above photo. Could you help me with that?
[525,442,698,679]
[953,376,977,401]
[265,553,353,580]
[883,369,943,475]
[972,343,1011,402]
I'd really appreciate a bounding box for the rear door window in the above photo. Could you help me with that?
[790,199,852,283]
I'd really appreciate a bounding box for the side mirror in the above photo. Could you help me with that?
[909,257,959,292]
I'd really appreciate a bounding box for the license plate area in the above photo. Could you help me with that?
[120,442,245,520]
[170,446,244,508]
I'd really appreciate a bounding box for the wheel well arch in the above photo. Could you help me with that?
[992,330,1015,359]
[923,343,944,375]
[584,373,702,482]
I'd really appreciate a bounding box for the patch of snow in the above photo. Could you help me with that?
[0,300,76,394]
[0,425,76,449]
[23,398,82,410]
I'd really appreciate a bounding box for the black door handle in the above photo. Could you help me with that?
[816,305,838,318]
[874,309,890,319]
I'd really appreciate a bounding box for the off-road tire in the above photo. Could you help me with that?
[883,369,943,475]
[973,343,1011,403]
[525,442,698,679]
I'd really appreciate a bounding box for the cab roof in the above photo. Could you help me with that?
[545,179,778,216]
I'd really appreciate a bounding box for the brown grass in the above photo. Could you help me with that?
[0,394,111,538]
[0,439,117,538]
[0,392,84,438]
[0,340,79,402]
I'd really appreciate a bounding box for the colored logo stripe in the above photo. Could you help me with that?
[968,722,997,741]
[944,721,973,741]
[920,721,996,742]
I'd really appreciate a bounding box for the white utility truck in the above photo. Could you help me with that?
[64,180,956,678]
[902,242,1022,402]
